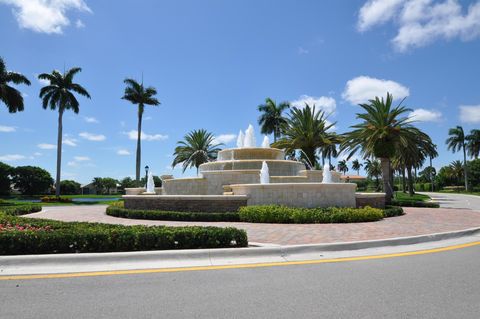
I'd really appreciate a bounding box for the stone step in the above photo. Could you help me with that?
[223,192,234,195]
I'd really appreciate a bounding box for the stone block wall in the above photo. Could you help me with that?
[162,178,208,195]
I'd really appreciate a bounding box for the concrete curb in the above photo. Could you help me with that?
[1,226,479,271]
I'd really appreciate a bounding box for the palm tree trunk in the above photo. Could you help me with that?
[463,144,469,191]
[401,167,406,193]
[380,157,393,204]
[136,107,143,184]
[55,109,64,197]
[407,166,415,196]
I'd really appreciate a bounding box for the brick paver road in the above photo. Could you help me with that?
[24,205,480,245]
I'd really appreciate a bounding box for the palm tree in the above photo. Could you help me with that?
[341,93,413,204]
[449,160,464,185]
[321,133,340,167]
[446,126,469,191]
[257,98,290,142]
[122,78,160,184]
[351,159,362,176]
[0,57,31,113]
[364,159,382,191]
[172,129,223,174]
[38,67,90,197]
[272,104,335,169]
[466,129,480,159]
[337,160,349,175]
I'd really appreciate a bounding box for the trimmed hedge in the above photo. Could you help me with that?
[107,206,240,222]
[238,205,385,224]
[383,206,404,217]
[41,196,72,203]
[391,200,439,208]
[0,205,248,255]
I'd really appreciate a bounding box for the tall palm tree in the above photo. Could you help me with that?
[341,93,413,203]
[321,134,340,167]
[38,67,90,197]
[351,159,362,176]
[337,160,349,175]
[466,129,480,159]
[122,78,160,184]
[364,159,382,191]
[172,129,223,174]
[257,98,290,142]
[273,104,335,169]
[0,57,31,113]
[446,126,469,191]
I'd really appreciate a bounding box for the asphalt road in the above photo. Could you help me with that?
[421,192,480,210]
[1,244,479,319]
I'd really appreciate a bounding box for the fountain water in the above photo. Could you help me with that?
[262,136,270,148]
[146,171,156,193]
[260,161,270,184]
[244,124,256,148]
[321,163,333,183]
[237,130,245,149]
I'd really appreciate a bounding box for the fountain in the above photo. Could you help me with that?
[262,136,270,148]
[321,163,333,183]
[144,171,156,194]
[260,161,270,184]
[244,124,256,148]
[236,130,245,149]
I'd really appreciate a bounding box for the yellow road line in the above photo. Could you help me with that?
[2,241,480,281]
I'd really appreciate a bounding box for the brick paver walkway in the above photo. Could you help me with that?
[24,205,480,245]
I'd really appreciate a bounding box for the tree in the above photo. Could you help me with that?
[341,93,414,204]
[172,129,222,174]
[364,159,382,191]
[449,160,464,185]
[38,67,91,197]
[272,104,335,169]
[119,177,137,190]
[257,98,289,142]
[351,159,362,176]
[321,134,341,167]
[337,160,349,175]
[122,78,160,184]
[102,178,119,194]
[92,177,105,195]
[140,175,162,187]
[0,57,31,113]
[12,166,53,195]
[446,126,469,191]
[0,162,13,195]
[466,129,480,159]
[60,180,81,195]
[467,159,480,188]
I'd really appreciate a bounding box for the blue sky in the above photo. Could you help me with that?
[1,0,480,184]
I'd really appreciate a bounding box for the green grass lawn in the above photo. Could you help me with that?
[394,192,431,202]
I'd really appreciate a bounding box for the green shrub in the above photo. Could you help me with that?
[41,196,73,203]
[383,206,404,217]
[0,214,248,255]
[423,183,432,191]
[106,206,240,222]
[1,204,42,216]
[391,200,439,208]
[238,205,385,224]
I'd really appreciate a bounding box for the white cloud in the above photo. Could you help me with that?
[84,116,99,123]
[74,156,90,161]
[124,130,168,141]
[297,47,309,55]
[33,152,42,156]
[0,0,91,34]
[67,161,78,167]
[117,149,130,156]
[37,143,56,150]
[290,95,337,115]
[459,105,480,124]
[37,77,50,86]
[342,76,410,104]
[75,19,84,28]
[0,154,26,162]
[63,137,77,146]
[408,108,443,122]
[357,0,480,52]
[214,134,236,145]
[0,125,16,132]
[79,132,106,141]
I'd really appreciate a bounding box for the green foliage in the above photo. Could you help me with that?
[172,129,223,173]
[0,161,13,195]
[12,166,53,195]
[0,204,42,216]
[119,177,137,189]
[92,177,119,194]
[60,180,81,195]
[383,206,404,217]
[0,56,31,113]
[106,206,240,222]
[391,199,439,208]
[466,129,480,159]
[238,205,385,224]
[0,211,248,255]
[257,97,290,142]
[41,196,72,203]
[467,159,480,187]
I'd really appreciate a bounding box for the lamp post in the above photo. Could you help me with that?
[144,165,149,190]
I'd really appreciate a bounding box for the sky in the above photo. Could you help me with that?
[1,0,480,184]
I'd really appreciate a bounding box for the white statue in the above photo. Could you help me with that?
[322,163,333,183]
[262,135,270,148]
[146,171,155,193]
[244,124,256,148]
[260,161,270,184]
[237,130,245,149]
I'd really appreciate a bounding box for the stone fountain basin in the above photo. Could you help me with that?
[217,147,285,161]
[229,183,357,208]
